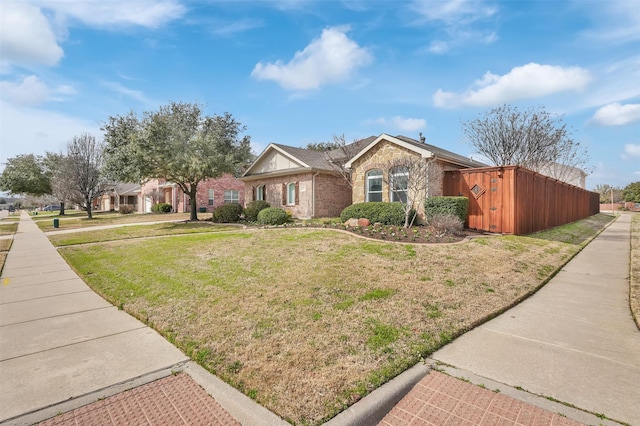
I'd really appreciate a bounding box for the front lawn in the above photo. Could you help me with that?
[57,213,614,425]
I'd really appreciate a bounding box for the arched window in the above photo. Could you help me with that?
[390,166,409,203]
[366,169,383,202]
[256,185,265,201]
[287,182,296,205]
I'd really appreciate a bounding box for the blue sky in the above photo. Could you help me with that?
[1,0,639,190]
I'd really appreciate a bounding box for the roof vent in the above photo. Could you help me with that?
[419,132,426,143]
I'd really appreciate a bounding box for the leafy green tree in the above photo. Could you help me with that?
[0,154,51,196]
[102,101,252,221]
[622,181,640,203]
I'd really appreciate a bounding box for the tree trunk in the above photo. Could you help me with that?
[86,197,93,219]
[59,201,66,216]
[188,186,198,221]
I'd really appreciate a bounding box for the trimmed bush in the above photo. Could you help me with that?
[428,213,464,236]
[257,207,288,225]
[340,202,414,226]
[152,203,172,214]
[119,205,134,214]
[244,200,270,222]
[424,196,468,223]
[212,203,243,223]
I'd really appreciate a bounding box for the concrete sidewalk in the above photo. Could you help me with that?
[428,213,640,425]
[0,212,286,426]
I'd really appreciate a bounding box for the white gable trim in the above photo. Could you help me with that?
[242,143,311,177]
[344,133,433,168]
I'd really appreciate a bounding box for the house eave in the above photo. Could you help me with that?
[239,167,326,181]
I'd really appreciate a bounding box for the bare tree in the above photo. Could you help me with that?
[462,105,590,183]
[381,156,436,228]
[66,133,111,219]
[312,134,371,188]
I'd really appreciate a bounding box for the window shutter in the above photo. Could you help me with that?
[263,185,267,201]
[295,182,299,205]
[282,183,286,205]
[252,186,256,201]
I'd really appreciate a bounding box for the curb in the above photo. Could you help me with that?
[323,362,430,426]
[182,361,289,426]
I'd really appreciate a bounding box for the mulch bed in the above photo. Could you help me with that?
[281,222,485,244]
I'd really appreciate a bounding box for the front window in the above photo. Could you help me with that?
[287,182,296,205]
[366,169,383,202]
[208,189,214,206]
[256,185,265,201]
[390,167,409,203]
[224,190,239,204]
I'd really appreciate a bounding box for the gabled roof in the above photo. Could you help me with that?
[242,136,378,178]
[345,133,487,169]
[113,183,141,195]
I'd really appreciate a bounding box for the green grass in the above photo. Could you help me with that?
[56,213,616,425]
[527,213,614,245]
[0,223,18,236]
[36,211,197,232]
[48,222,240,246]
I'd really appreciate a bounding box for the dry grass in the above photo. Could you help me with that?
[48,222,241,246]
[58,214,614,425]
[630,213,640,329]
[35,212,198,232]
[0,223,18,236]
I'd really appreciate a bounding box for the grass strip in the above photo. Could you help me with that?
[48,222,241,246]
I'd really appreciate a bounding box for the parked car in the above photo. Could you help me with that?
[43,205,60,211]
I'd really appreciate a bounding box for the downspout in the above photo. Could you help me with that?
[312,170,320,218]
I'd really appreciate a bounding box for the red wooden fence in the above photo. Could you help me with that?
[443,166,600,235]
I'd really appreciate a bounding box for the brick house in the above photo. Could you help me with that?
[240,140,373,219]
[345,133,486,220]
[98,183,141,211]
[140,174,245,213]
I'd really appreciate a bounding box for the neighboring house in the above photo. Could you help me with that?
[140,174,244,213]
[98,183,141,211]
[533,163,587,188]
[240,138,374,219]
[345,133,486,219]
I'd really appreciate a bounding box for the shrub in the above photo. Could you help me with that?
[424,196,468,223]
[152,203,172,214]
[340,202,413,226]
[257,207,288,225]
[119,205,134,214]
[212,203,243,223]
[428,213,464,236]
[243,200,270,222]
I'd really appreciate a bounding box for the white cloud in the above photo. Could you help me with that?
[0,1,64,68]
[0,101,100,162]
[34,0,186,29]
[0,76,48,106]
[433,63,591,108]
[365,116,426,132]
[591,103,640,126]
[0,75,76,106]
[578,0,640,43]
[624,144,640,158]
[101,81,151,104]
[410,0,497,25]
[251,26,373,91]
[211,19,263,37]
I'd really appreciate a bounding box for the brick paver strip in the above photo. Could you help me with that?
[38,373,240,426]
[379,371,584,426]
